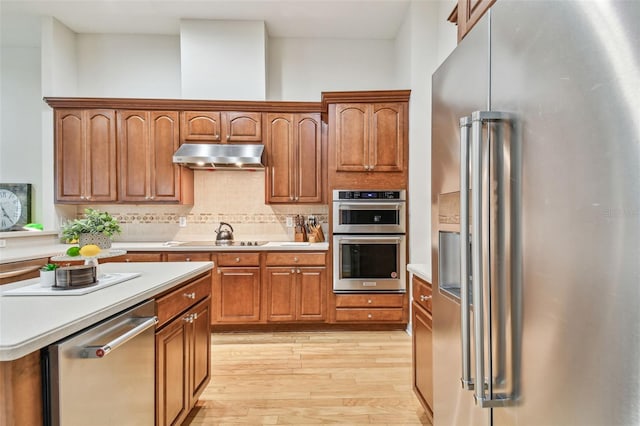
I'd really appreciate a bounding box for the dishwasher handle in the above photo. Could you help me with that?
[82,316,157,358]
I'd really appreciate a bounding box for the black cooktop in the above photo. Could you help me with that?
[179,241,267,247]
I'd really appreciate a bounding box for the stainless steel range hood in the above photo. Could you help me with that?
[173,143,265,170]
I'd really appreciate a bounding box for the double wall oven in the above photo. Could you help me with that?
[332,190,407,293]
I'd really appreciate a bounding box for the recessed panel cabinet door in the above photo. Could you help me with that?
[223,112,262,142]
[265,114,295,203]
[335,104,369,171]
[180,111,222,142]
[266,267,296,322]
[156,317,189,426]
[55,109,117,202]
[296,114,322,203]
[189,298,211,404]
[297,267,326,321]
[371,103,404,172]
[119,110,182,203]
[215,267,261,323]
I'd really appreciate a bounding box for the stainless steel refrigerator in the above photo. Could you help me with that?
[431,2,640,425]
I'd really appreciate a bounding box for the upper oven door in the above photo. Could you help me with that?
[333,201,406,234]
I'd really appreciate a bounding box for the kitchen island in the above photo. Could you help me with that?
[0,261,213,426]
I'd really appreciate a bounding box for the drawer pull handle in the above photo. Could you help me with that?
[183,314,194,323]
[420,295,432,301]
[184,292,196,299]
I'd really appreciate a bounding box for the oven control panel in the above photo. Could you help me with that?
[334,190,405,201]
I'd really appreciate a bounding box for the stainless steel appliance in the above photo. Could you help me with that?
[333,190,406,293]
[431,2,640,425]
[45,300,157,426]
[333,189,405,234]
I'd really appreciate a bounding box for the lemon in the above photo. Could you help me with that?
[79,244,102,257]
[66,246,80,257]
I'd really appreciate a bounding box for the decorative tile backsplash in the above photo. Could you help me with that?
[68,171,328,242]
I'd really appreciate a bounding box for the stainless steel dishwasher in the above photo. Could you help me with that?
[46,300,157,426]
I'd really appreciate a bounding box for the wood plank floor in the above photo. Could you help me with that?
[184,331,431,425]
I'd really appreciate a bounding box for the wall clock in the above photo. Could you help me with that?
[0,183,32,231]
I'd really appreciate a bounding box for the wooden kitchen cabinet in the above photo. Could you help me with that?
[334,293,406,323]
[213,253,262,323]
[334,102,405,173]
[449,0,496,42]
[156,273,211,426]
[0,257,49,285]
[118,110,193,204]
[180,111,262,143]
[55,109,117,203]
[265,113,322,204]
[100,252,163,263]
[412,275,433,420]
[265,252,326,322]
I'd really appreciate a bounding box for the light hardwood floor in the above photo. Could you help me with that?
[184,331,431,425]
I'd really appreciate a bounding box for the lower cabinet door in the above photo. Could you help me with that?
[297,267,325,321]
[215,267,261,323]
[412,302,433,419]
[156,317,189,426]
[266,268,296,322]
[189,297,211,403]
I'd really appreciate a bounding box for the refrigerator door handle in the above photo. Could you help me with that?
[471,110,516,408]
[459,115,474,391]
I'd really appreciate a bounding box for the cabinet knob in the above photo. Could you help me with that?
[420,295,432,301]
[293,257,299,263]
[150,196,155,200]
[367,313,373,319]
[297,269,301,274]
[184,292,196,299]
[367,299,372,304]
[185,258,191,262]
[215,133,220,140]
[125,259,131,263]
[290,196,294,201]
[183,314,194,323]
[291,269,296,274]
[85,195,91,200]
[235,257,240,263]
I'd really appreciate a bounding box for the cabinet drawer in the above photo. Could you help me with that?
[335,294,404,308]
[217,253,260,267]
[265,252,325,266]
[335,308,404,322]
[156,273,212,328]
[412,276,432,313]
[102,252,163,263]
[166,252,211,262]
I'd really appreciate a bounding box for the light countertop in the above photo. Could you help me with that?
[407,263,431,283]
[0,240,330,264]
[0,261,213,361]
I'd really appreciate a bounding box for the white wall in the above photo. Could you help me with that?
[267,38,397,101]
[0,12,42,226]
[181,20,267,100]
[76,34,181,98]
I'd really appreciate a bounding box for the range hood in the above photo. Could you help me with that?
[173,143,264,170]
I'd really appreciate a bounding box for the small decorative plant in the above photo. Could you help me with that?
[61,208,122,242]
[40,263,59,272]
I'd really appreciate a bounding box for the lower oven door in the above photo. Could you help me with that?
[333,234,406,293]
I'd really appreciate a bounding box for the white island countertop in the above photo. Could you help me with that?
[0,261,213,361]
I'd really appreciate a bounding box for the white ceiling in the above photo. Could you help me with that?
[1,0,414,46]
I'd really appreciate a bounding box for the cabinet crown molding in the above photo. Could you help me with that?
[43,97,322,113]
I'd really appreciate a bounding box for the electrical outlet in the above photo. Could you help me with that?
[0,239,5,248]
[179,216,187,227]
[286,216,293,227]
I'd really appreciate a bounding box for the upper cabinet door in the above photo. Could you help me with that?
[222,112,262,143]
[265,113,295,203]
[55,109,117,203]
[180,111,222,142]
[150,111,182,201]
[370,103,404,172]
[180,111,262,144]
[119,110,183,203]
[295,114,322,203]
[335,104,369,171]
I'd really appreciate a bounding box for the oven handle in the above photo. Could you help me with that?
[336,236,404,244]
[335,202,403,210]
